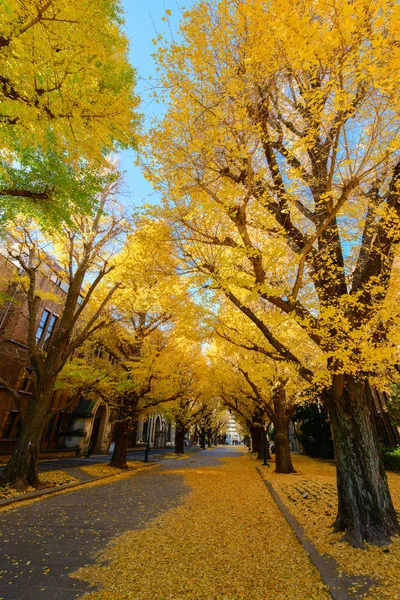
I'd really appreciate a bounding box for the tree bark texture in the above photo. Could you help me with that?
[175,423,185,454]
[109,393,139,469]
[272,386,296,474]
[109,423,129,469]
[250,425,260,456]
[200,428,206,449]
[274,419,296,474]
[0,384,54,488]
[252,426,266,460]
[324,375,399,547]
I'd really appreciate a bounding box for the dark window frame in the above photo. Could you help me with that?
[36,309,58,347]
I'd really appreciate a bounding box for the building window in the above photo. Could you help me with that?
[1,411,21,439]
[36,309,50,343]
[44,314,57,343]
[36,310,58,346]
[19,369,33,393]
[50,273,63,287]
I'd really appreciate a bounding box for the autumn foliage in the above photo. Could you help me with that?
[143,0,400,546]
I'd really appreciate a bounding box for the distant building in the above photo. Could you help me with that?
[132,415,175,449]
[225,415,243,444]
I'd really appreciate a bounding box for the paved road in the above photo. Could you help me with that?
[0,447,243,600]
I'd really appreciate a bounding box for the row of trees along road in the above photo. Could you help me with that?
[0,178,129,487]
[59,223,217,468]
[208,300,323,472]
[0,0,140,486]
[143,0,400,547]
[2,0,400,552]
[0,197,221,483]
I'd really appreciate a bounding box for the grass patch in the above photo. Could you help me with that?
[381,447,400,473]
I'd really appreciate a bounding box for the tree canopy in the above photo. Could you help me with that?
[0,0,140,223]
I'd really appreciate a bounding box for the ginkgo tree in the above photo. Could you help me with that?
[0,177,128,488]
[144,0,400,545]
[63,220,210,468]
[210,351,271,460]
[159,341,223,454]
[0,0,140,223]
[209,328,310,473]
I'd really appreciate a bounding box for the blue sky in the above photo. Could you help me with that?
[119,0,189,208]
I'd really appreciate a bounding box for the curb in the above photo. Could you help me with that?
[0,463,158,510]
[256,466,353,600]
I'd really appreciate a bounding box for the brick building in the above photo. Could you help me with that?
[0,252,113,460]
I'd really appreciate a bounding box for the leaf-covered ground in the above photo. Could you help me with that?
[79,461,159,478]
[261,454,400,599]
[74,453,329,600]
[0,470,79,499]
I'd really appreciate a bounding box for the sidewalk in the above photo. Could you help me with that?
[0,452,193,600]
[0,446,202,507]
[73,448,330,600]
[3,448,375,600]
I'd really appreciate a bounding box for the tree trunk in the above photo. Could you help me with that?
[272,385,296,474]
[0,387,53,489]
[207,428,212,447]
[274,418,296,474]
[109,423,129,469]
[109,393,138,469]
[264,424,271,460]
[200,428,206,449]
[324,374,399,547]
[175,423,185,454]
[250,425,261,456]
[256,426,265,460]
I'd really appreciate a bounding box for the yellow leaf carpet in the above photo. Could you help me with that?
[0,470,79,500]
[74,452,329,599]
[260,455,400,599]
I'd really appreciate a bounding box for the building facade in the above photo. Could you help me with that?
[133,415,175,449]
[0,252,114,460]
[225,415,243,445]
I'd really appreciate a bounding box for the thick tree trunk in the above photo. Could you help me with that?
[264,424,271,460]
[250,425,262,457]
[256,427,264,460]
[175,424,185,454]
[274,418,296,474]
[109,393,138,469]
[324,375,399,547]
[0,387,53,489]
[271,385,296,474]
[109,424,129,469]
[250,427,257,453]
